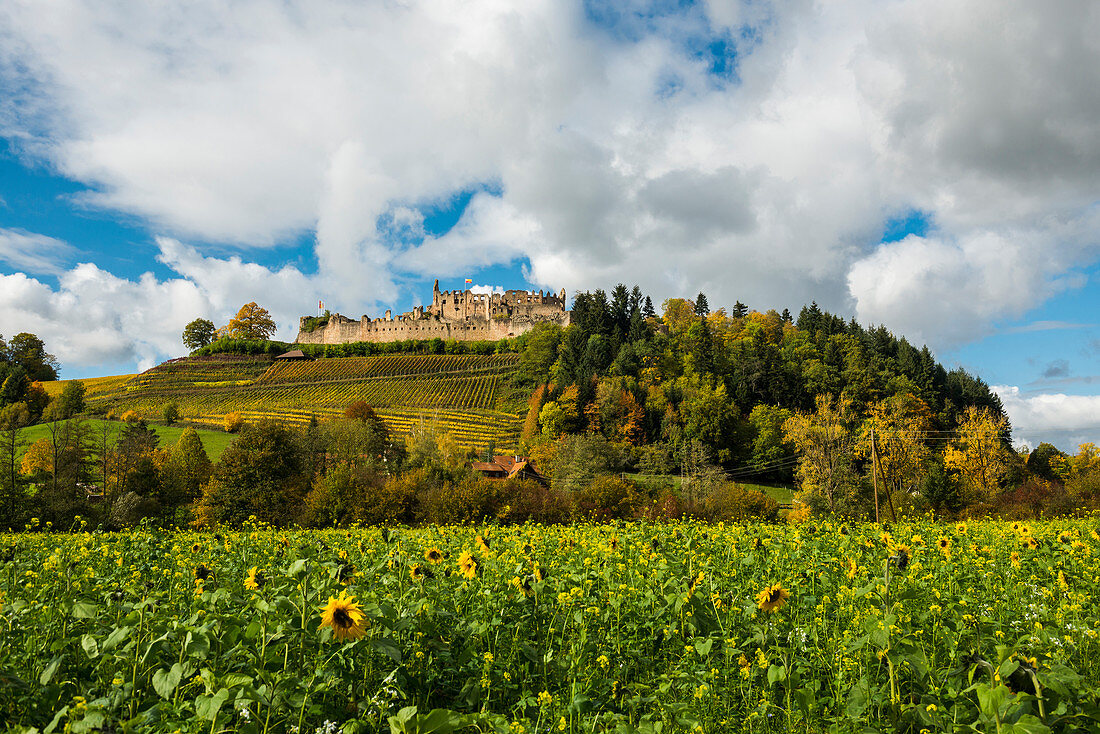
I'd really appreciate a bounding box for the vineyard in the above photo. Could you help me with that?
[63,353,524,451]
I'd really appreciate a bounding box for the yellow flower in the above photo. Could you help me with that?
[243,566,264,591]
[319,590,367,641]
[458,551,479,580]
[538,690,553,707]
[756,583,790,613]
[424,547,444,564]
[410,564,434,581]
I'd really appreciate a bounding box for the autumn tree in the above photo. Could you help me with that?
[225,302,277,340]
[182,318,217,351]
[943,406,1013,505]
[784,395,862,516]
[858,392,932,521]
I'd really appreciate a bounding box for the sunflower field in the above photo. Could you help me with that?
[3,518,1100,733]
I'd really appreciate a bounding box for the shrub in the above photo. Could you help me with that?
[697,482,779,523]
[120,410,140,423]
[496,478,570,524]
[573,475,643,521]
[223,412,244,433]
[163,403,181,425]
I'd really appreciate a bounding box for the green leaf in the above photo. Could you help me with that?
[152,663,183,699]
[195,688,229,721]
[40,656,62,686]
[372,636,403,663]
[287,559,308,578]
[1001,715,1052,734]
[221,673,253,688]
[101,625,132,651]
[767,664,787,685]
[693,638,714,656]
[71,601,97,619]
[81,634,99,659]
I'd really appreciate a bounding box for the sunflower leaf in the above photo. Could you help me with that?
[152,663,183,699]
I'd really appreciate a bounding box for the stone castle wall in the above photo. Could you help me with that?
[295,280,570,345]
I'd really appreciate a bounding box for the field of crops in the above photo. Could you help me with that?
[66,353,525,451]
[3,518,1099,733]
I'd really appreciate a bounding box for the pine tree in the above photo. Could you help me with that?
[694,292,710,317]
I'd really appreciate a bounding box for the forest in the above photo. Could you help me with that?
[0,287,1094,530]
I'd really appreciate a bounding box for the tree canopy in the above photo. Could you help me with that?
[225,303,277,340]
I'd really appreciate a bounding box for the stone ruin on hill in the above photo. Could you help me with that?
[295,279,570,345]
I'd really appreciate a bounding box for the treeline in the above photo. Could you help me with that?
[2,405,779,531]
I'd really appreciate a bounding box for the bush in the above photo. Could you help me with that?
[163,403,181,425]
[223,412,244,433]
[697,482,779,523]
[496,478,570,524]
[120,410,140,423]
[573,475,643,521]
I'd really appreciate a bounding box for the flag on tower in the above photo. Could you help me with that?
[465,278,472,284]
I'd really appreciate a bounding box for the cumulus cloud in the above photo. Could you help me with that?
[0,237,320,375]
[996,385,1100,452]
[0,0,1099,367]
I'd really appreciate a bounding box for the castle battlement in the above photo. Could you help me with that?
[295,279,570,345]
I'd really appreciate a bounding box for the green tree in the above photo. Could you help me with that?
[182,318,217,351]
[516,322,563,386]
[56,380,86,418]
[159,427,212,516]
[200,419,306,525]
[0,403,30,527]
[694,292,710,316]
[225,302,277,340]
[163,402,181,425]
[748,404,794,478]
[6,333,59,381]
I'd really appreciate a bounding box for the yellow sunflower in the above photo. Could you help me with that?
[410,564,434,581]
[475,535,491,556]
[244,566,264,591]
[424,547,444,564]
[319,590,367,641]
[937,537,952,553]
[756,584,790,614]
[458,551,480,580]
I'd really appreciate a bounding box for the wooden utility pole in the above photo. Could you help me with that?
[871,427,881,524]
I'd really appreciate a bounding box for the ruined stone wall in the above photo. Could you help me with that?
[295,280,570,345]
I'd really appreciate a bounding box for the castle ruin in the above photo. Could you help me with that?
[295,280,570,345]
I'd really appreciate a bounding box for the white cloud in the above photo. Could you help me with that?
[0,228,74,274]
[0,0,1098,366]
[0,237,322,376]
[995,385,1100,453]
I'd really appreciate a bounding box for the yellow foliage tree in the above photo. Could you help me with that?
[783,395,860,515]
[21,437,52,476]
[226,302,277,340]
[857,393,932,522]
[943,406,1012,504]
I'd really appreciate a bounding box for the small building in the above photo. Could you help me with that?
[274,349,313,361]
[472,455,547,485]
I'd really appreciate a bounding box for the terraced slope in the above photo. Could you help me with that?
[74,353,525,451]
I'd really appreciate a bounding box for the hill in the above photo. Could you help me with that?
[51,352,527,452]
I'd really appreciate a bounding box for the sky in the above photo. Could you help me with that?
[1,0,1100,451]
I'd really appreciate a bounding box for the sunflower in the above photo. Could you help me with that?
[475,534,491,556]
[410,564,434,581]
[937,537,952,553]
[1024,536,1039,550]
[194,564,212,581]
[756,583,790,613]
[190,543,201,554]
[424,547,444,564]
[244,566,265,591]
[955,522,968,535]
[319,590,367,641]
[458,551,480,580]
[892,545,910,571]
[844,558,857,579]
[532,562,547,582]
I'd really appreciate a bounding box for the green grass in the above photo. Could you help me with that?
[626,473,795,504]
[17,419,235,462]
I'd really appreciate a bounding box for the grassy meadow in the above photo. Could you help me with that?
[3,518,1099,732]
[17,419,236,462]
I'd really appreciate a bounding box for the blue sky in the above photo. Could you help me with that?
[2,0,1100,450]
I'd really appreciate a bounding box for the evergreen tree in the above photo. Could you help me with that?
[732,301,748,318]
[694,292,710,316]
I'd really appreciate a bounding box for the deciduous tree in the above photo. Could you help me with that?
[943,406,1013,505]
[225,302,277,340]
[182,318,217,350]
